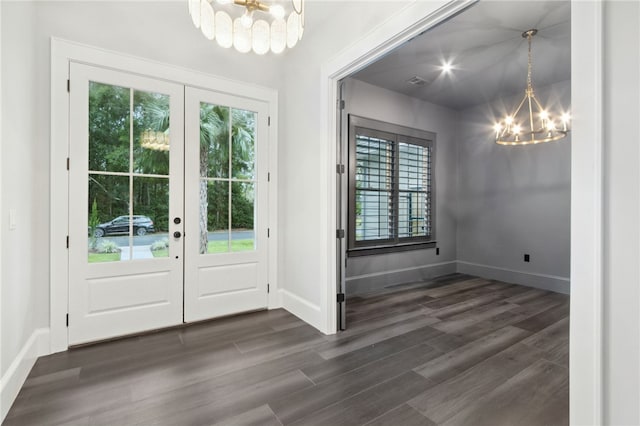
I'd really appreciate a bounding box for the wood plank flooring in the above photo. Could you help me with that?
[4,274,569,426]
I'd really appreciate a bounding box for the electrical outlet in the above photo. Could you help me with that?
[524,254,530,262]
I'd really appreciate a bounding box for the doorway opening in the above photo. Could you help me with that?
[336,0,571,330]
[326,0,603,423]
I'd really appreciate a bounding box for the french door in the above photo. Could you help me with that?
[184,87,269,322]
[68,64,269,345]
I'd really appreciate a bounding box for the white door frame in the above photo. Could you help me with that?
[50,38,280,353]
[319,1,603,425]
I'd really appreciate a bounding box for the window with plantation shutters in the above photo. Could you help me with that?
[348,115,435,254]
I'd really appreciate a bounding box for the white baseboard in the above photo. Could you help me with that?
[1,328,50,422]
[280,289,322,332]
[345,261,458,295]
[456,261,570,294]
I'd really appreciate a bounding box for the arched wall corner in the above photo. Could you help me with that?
[318,1,604,425]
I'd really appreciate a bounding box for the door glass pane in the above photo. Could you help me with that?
[88,174,130,263]
[89,82,130,173]
[87,81,172,262]
[200,103,230,179]
[231,182,255,252]
[203,180,229,254]
[231,109,256,180]
[199,104,258,256]
[134,90,170,174]
[134,176,168,258]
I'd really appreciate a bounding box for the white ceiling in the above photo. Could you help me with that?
[350,1,571,110]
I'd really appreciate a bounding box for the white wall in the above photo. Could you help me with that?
[602,2,640,424]
[1,0,640,423]
[277,1,409,324]
[343,78,458,294]
[1,0,285,378]
[0,0,406,394]
[456,80,571,293]
[1,1,41,378]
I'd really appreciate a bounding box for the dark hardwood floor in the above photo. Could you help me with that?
[4,274,569,426]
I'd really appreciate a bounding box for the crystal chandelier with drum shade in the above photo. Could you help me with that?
[188,0,304,55]
[494,29,571,146]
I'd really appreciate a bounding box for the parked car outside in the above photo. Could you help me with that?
[91,215,155,237]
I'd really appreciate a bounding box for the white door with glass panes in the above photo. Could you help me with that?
[68,64,185,345]
[68,63,269,345]
[184,87,269,322]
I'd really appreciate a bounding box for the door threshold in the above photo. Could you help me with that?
[68,307,268,349]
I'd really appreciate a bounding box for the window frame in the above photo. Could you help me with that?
[348,115,436,255]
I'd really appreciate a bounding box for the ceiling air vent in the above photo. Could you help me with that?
[406,75,427,86]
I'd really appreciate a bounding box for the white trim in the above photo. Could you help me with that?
[0,328,50,423]
[347,260,457,281]
[570,1,603,425]
[319,0,478,335]
[346,260,569,295]
[267,95,280,310]
[346,261,457,296]
[51,38,279,353]
[0,2,3,400]
[279,289,322,332]
[50,38,70,354]
[456,261,570,295]
[320,0,603,423]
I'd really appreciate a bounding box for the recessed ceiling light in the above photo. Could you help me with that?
[440,60,453,74]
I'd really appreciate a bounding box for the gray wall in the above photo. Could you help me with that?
[456,80,571,293]
[343,78,571,295]
[343,78,459,294]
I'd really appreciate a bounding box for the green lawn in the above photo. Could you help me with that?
[151,249,169,258]
[151,239,254,257]
[88,252,120,263]
[211,239,255,253]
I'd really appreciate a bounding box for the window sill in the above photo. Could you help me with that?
[347,241,437,257]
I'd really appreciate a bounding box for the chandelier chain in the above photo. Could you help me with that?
[527,33,533,92]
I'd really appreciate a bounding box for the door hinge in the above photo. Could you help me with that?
[66,235,69,249]
[267,228,270,238]
[66,314,69,327]
[268,172,271,182]
[67,79,70,93]
[268,116,271,126]
[267,283,270,293]
[337,293,345,303]
[336,229,345,239]
[338,100,345,110]
[66,157,70,170]
[336,164,345,174]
